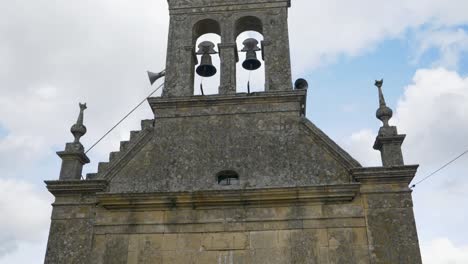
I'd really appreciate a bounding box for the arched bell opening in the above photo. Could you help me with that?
[191,19,221,96]
[235,31,265,93]
[193,33,221,95]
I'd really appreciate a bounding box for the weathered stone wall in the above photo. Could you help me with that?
[44,196,96,264]
[353,166,422,263]
[90,198,370,264]
[105,92,357,193]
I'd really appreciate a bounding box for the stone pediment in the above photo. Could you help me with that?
[89,91,361,193]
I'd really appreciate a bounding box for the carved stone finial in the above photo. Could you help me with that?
[374,80,393,127]
[70,103,87,144]
[57,103,90,180]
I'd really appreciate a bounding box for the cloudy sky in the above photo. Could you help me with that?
[1,0,468,263]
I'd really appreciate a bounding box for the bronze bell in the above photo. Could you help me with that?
[241,38,262,71]
[196,41,217,77]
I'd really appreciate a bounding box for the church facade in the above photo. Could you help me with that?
[44,0,422,263]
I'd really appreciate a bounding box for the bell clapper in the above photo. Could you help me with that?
[247,69,252,94]
[200,77,205,96]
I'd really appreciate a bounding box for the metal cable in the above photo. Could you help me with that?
[85,82,164,155]
[411,149,468,189]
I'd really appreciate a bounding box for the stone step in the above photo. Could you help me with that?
[97,162,109,173]
[120,141,130,152]
[86,173,98,180]
[130,131,140,141]
[109,151,121,163]
[141,119,154,130]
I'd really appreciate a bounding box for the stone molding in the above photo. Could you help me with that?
[149,90,307,118]
[373,134,406,150]
[45,180,108,196]
[97,184,360,210]
[351,165,419,185]
[56,151,90,164]
[167,0,290,14]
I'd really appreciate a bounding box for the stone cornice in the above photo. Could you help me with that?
[167,0,290,14]
[45,180,108,196]
[149,90,306,118]
[351,165,419,185]
[97,184,360,210]
[373,134,406,150]
[56,151,90,164]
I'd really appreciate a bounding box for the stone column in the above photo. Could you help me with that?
[374,126,405,166]
[262,8,293,91]
[352,166,422,264]
[57,143,90,180]
[356,80,422,262]
[163,16,195,97]
[44,181,108,264]
[45,103,108,264]
[218,42,238,94]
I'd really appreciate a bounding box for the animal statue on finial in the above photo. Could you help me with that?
[71,103,88,144]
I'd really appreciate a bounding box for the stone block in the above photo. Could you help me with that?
[103,235,129,264]
[328,227,368,246]
[250,248,291,264]
[250,230,278,249]
[176,233,202,250]
[202,232,249,250]
[323,204,364,218]
[161,234,178,250]
[363,192,414,209]
[328,245,370,264]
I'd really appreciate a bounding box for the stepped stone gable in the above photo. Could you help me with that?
[94,92,360,193]
[44,1,422,263]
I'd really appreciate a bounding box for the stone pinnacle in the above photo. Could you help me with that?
[70,103,87,144]
[375,79,393,127]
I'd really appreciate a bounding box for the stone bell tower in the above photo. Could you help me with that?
[163,0,292,96]
[44,1,422,263]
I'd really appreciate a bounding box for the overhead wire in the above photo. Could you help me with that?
[411,149,468,189]
[85,82,164,155]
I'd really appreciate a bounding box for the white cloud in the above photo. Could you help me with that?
[422,238,468,264]
[0,179,52,258]
[342,129,380,167]
[414,27,468,69]
[395,68,468,167]
[289,0,468,73]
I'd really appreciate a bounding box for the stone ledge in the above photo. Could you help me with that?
[148,90,306,118]
[93,217,366,234]
[351,165,418,185]
[167,0,290,14]
[45,180,108,196]
[373,134,406,150]
[96,184,360,210]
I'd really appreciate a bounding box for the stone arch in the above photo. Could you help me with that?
[234,16,263,38]
[236,31,265,93]
[193,18,222,44]
[235,16,265,93]
[191,19,222,95]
